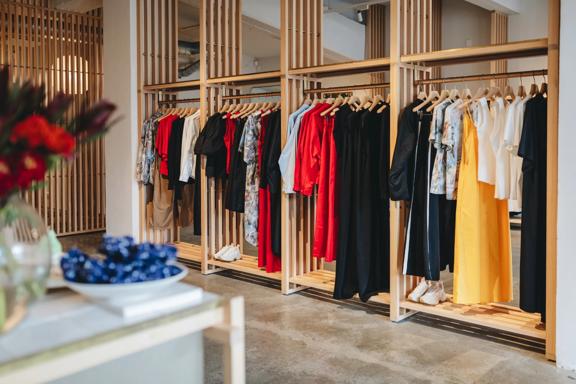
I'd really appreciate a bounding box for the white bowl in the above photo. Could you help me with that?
[65,262,188,300]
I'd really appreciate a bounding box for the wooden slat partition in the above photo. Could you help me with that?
[0,1,105,236]
[137,0,179,243]
[366,4,387,95]
[490,11,508,88]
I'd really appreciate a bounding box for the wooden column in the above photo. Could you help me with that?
[545,0,559,362]
[490,11,508,88]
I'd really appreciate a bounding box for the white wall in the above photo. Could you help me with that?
[507,0,548,89]
[556,0,576,372]
[441,0,491,87]
[102,0,140,239]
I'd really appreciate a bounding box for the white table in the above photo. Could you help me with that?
[0,289,245,384]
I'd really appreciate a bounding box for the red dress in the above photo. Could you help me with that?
[313,115,338,261]
[223,113,236,175]
[293,103,330,195]
[155,114,178,176]
[257,113,281,273]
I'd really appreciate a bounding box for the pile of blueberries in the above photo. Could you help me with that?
[61,235,182,284]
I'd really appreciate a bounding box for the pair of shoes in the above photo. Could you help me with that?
[408,279,430,302]
[214,244,241,262]
[419,281,447,306]
[407,279,447,306]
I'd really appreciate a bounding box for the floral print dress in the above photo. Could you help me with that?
[240,115,261,246]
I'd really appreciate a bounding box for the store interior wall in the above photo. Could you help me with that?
[556,0,576,372]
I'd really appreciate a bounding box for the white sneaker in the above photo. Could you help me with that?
[219,245,241,262]
[419,281,447,306]
[214,245,233,260]
[408,279,430,302]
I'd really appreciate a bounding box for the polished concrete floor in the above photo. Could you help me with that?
[59,232,575,383]
[182,270,575,384]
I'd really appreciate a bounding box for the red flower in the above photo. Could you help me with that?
[10,115,51,149]
[0,158,16,196]
[14,153,47,190]
[45,126,76,156]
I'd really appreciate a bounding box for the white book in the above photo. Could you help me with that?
[96,283,203,318]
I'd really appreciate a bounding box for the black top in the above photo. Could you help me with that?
[224,117,248,212]
[194,113,227,179]
[167,117,185,199]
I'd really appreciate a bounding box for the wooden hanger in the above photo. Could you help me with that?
[426,89,450,112]
[486,86,502,100]
[360,95,373,110]
[517,78,527,99]
[322,96,344,117]
[461,88,472,100]
[369,95,384,112]
[503,84,515,101]
[540,73,548,97]
[413,90,439,112]
[347,95,361,111]
[449,88,460,100]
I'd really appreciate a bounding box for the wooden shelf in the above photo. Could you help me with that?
[290,270,390,305]
[401,38,548,66]
[143,80,201,92]
[400,299,544,339]
[288,57,391,78]
[206,71,282,86]
[207,254,282,281]
[174,242,202,263]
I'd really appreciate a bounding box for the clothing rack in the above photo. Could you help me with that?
[413,69,548,86]
[303,82,390,95]
[220,91,281,100]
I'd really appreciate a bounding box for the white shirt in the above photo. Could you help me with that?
[492,97,510,199]
[474,97,496,185]
[179,110,200,182]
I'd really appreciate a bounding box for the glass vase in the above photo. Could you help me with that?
[0,195,51,333]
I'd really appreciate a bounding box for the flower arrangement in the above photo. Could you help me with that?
[0,66,116,200]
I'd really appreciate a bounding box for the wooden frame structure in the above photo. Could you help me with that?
[136,0,560,360]
[0,1,105,236]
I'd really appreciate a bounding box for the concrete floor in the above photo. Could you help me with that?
[59,232,575,383]
[182,270,575,384]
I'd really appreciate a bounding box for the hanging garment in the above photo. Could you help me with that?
[390,100,433,279]
[193,150,202,236]
[167,117,185,199]
[151,164,174,230]
[333,106,390,301]
[492,97,511,200]
[443,101,464,201]
[224,114,237,175]
[279,103,311,193]
[156,114,178,177]
[224,117,248,213]
[428,100,457,278]
[518,93,547,321]
[475,97,497,185]
[194,112,227,179]
[504,96,527,212]
[179,111,200,182]
[453,112,512,305]
[241,115,261,247]
[136,111,163,185]
[293,103,331,195]
[313,114,338,261]
[262,111,282,258]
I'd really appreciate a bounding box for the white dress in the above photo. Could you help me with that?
[492,97,510,200]
[179,111,200,182]
[474,97,496,185]
[507,97,528,211]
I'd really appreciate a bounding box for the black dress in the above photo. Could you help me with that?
[260,110,282,256]
[518,93,547,322]
[390,101,434,279]
[167,117,185,200]
[225,117,247,213]
[334,105,390,301]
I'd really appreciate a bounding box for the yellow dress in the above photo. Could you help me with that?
[453,113,513,304]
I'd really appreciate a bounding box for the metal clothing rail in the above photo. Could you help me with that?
[158,98,201,105]
[413,69,548,86]
[303,82,390,94]
[220,91,281,100]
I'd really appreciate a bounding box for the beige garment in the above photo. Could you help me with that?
[179,183,195,227]
[151,166,174,230]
